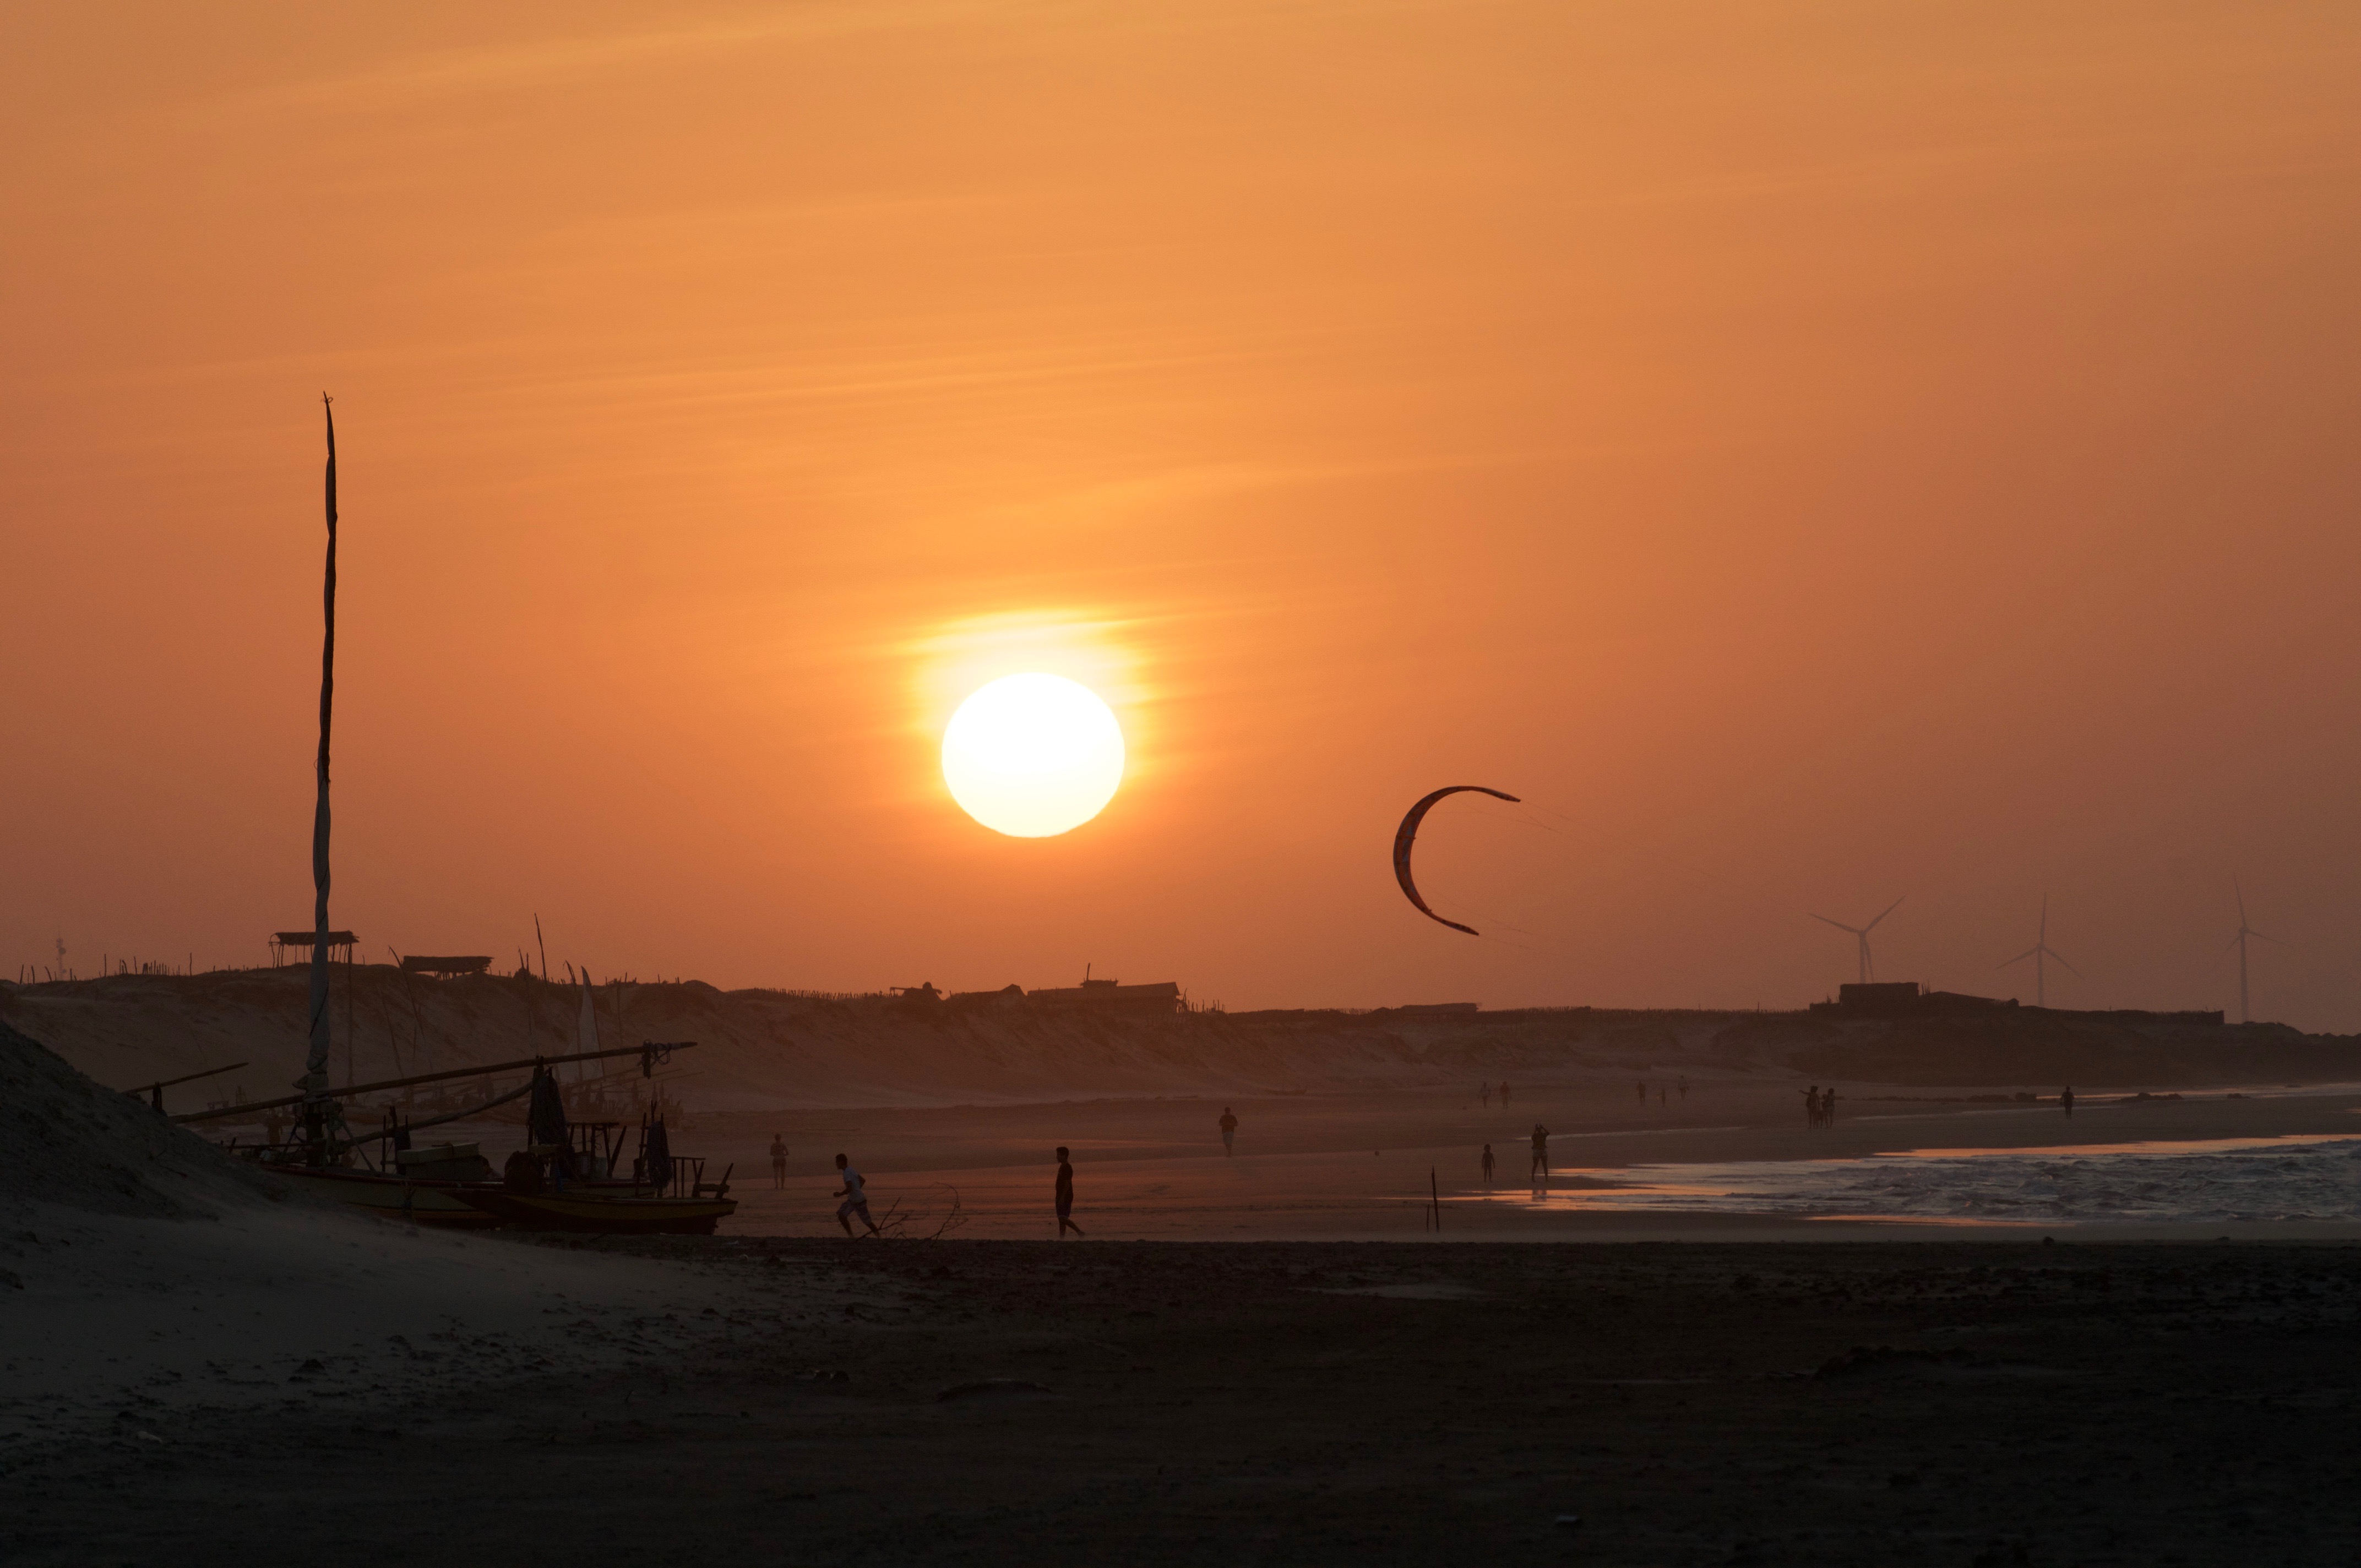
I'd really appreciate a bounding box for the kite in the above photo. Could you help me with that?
[1392,785,1521,935]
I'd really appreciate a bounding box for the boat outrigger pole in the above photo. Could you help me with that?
[123,1060,249,1113]
[172,1041,699,1124]
[301,394,339,1162]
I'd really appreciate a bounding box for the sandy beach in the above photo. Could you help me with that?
[8,1020,2360,1564]
[553,1078,2361,1243]
[8,1229,2358,1566]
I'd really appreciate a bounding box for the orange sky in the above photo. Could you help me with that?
[6,2,2359,1026]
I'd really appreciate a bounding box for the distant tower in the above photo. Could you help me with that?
[2227,879,2275,1025]
[1999,894,2081,1008]
[1810,896,1905,984]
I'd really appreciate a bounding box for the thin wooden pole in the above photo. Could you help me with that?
[302,394,338,1159]
[173,1041,697,1123]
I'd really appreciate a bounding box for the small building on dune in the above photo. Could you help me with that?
[1026,977,1184,1015]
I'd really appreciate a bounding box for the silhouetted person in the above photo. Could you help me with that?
[1678,1074,1689,1102]
[1481,1081,1491,1108]
[502,1149,542,1194]
[2061,1085,2075,1119]
[1219,1107,1238,1156]
[1801,1085,1820,1127]
[1481,1143,1496,1187]
[1054,1146,1084,1237]
[1530,1123,1551,1184]
[769,1133,788,1190]
[833,1152,878,1237]
[1499,1081,1513,1110]
[1636,1081,1646,1104]
[1823,1087,1838,1126]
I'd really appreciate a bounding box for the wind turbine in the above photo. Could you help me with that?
[2226,878,2277,1025]
[1810,896,1905,984]
[1999,893,2080,1007]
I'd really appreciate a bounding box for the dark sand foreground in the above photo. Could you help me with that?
[7,1234,2358,1566]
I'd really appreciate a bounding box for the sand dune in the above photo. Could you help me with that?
[0,1017,801,1449]
[7,969,2351,1120]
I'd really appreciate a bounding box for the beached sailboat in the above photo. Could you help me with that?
[210,402,735,1237]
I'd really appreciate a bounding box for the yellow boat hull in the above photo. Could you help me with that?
[457,1190,737,1235]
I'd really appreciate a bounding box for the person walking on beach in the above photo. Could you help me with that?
[1481,1143,1496,1188]
[1499,1081,1513,1110]
[1529,1123,1551,1185]
[1219,1106,1239,1156]
[833,1153,879,1238]
[1481,1081,1491,1109]
[2061,1085,2075,1119]
[1822,1087,1838,1126]
[1801,1085,1820,1127]
[769,1133,788,1189]
[1678,1074,1689,1102]
[1636,1081,1647,1105]
[1054,1146,1084,1238]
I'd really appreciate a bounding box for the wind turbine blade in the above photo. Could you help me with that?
[2222,934,2244,957]
[1864,895,1905,932]
[2248,929,2283,945]
[2047,948,2084,978]
[1998,947,2039,968]
[1809,914,1862,934]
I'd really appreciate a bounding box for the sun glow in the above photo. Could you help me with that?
[941,673,1126,837]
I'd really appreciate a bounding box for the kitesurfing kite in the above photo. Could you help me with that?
[1392,785,1520,935]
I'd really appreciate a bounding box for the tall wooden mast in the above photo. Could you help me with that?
[302,395,339,1158]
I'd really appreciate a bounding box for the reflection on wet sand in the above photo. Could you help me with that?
[1549,1133,2361,1225]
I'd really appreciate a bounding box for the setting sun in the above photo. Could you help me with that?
[940,673,1125,837]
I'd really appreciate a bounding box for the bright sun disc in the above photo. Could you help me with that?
[941,673,1125,837]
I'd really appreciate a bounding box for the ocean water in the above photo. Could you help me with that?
[1555,1135,2361,1224]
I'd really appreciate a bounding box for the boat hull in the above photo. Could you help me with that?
[270,1166,502,1227]
[457,1190,737,1235]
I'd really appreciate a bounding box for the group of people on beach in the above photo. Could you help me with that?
[762,1072,2091,1240]
[760,1118,1184,1242]
[1475,1124,1552,1190]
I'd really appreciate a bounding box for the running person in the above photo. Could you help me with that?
[1481,1143,1496,1188]
[769,1133,788,1189]
[833,1153,879,1237]
[1054,1146,1084,1237]
[1529,1123,1551,1184]
[1219,1107,1239,1156]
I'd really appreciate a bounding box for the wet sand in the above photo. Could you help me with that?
[695,1080,2361,1241]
